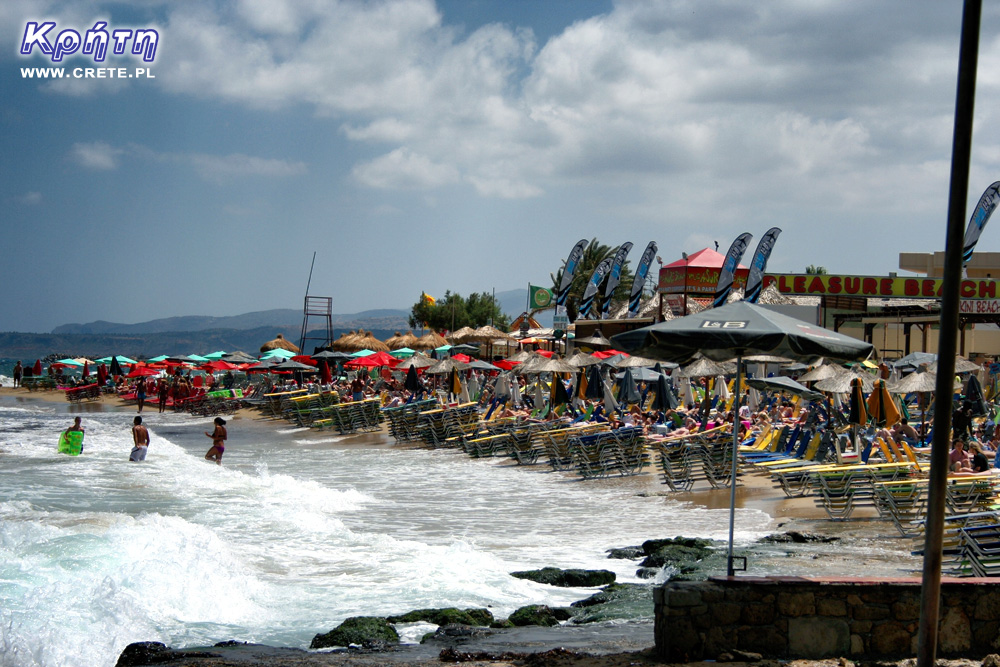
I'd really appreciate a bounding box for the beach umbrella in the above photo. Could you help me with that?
[713,375,730,402]
[425,358,468,375]
[312,350,352,362]
[612,299,873,576]
[448,327,477,344]
[457,372,470,403]
[510,375,523,406]
[892,351,938,371]
[320,360,333,385]
[677,357,734,379]
[629,366,665,383]
[109,356,124,377]
[745,376,825,401]
[396,353,437,370]
[450,343,480,355]
[813,368,875,393]
[291,355,319,366]
[848,378,868,426]
[346,351,400,368]
[927,355,981,374]
[270,360,318,372]
[566,351,601,368]
[616,368,641,406]
[533,379,545,408]
[203,351,227,360]
[585,364,603,400]
[404,365,421,393]
[965,375,988,417]
[575,329,613,349]
[450,353,472,363]
[389,347,416,359]
[551,375,571,407]
[33,360,42,375]
[602,374,619,414]
[259,334,300,354]
[413,331,449,351]
[127,366,160,378]
[796,364,842,383]
[261,348,296,360]
[464,359,501,372]
[867,379,900,428]
[651,373,678,411]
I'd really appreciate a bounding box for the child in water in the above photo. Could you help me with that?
[204,417,227,465]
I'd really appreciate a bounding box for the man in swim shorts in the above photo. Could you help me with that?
[130,416,149,462]
[63,416,85,453]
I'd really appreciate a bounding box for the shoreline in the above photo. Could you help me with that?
[1,386,919,666]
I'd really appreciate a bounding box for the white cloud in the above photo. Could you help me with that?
[68,141,306,181]
[352,148,458,190]
[13,191,42,205]
[70,141,122,169]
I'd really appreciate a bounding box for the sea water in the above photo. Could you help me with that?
[0,395,914,667]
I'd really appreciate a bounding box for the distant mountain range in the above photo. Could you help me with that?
[0,289,552,360]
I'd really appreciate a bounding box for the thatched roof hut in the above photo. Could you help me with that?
[260,334,300,354]
[329,331,360,352]
[398,331,420,349]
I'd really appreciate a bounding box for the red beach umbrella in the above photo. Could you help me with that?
[82,361,89,378]
[320,360,333,384]
[33,359,42,375]
[345,351,400,368]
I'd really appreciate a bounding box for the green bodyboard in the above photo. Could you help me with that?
[58,431,84,456]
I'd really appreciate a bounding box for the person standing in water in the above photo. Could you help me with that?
[130,416,149,462]
[62,416,85,454]
[204,417,227,465]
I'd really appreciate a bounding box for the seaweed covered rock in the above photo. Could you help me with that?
[569,584,654,624]
[639,537,715,571]
[419,623,493,645]
[386,607,494,627]
[507,604,574,627]
[606,546,644,560]
[310,616,399,649]
[509,567,616,588]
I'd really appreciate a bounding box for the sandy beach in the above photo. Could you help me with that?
[0,385,922,667]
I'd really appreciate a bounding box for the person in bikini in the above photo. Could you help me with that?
[204,417,227,465]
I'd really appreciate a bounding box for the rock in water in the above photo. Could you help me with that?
[509,567,616,587]
[310,616,399,649]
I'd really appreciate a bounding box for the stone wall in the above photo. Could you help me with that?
[655,576,1000,661]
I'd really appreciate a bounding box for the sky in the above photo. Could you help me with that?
[2,0,1000,333]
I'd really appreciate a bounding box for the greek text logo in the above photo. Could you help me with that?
[20,21,158,63]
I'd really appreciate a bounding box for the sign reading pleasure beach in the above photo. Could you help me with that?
[18,19,158,80]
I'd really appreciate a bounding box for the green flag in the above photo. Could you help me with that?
[529,284,555,310]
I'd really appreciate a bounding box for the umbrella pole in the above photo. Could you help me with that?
[727,354,742,577]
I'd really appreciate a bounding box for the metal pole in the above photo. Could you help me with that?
[917,3,981,666]
[727,353,742,577]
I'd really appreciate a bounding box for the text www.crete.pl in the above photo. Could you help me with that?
[21,66,154,79]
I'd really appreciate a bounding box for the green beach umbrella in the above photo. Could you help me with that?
[350,349,375,358]
[203,351,227,360]
[148,355,170,363]
[260,348,295,360]
[389,347,416,358]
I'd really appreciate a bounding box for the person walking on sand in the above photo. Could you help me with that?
[13,361,22,388]
[135,379,146,413]
[204,417,227,465]
[130,416,150,462]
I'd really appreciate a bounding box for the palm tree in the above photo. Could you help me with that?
[805,265,828,275]
[550,238,632,321]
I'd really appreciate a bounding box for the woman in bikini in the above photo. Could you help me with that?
[204,417,227,465]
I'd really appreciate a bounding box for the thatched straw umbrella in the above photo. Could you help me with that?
[448,327,477,344]
[395,353,436,370]
[260,333,300,354]
[398,330,420,349]
[329,332,355,352]
[384,332,408,350]
[413,331,449,350]
[355,329,390,353]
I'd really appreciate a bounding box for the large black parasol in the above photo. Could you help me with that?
[612,300,872,576]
